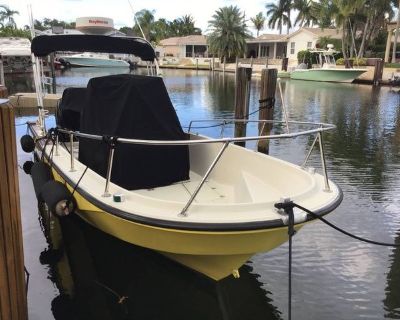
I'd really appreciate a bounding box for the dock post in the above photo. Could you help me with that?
[281,58,288,72]
[234,67,252,147]
[49,53,57,94]
[0,99,28,320]
[373,59,384,86]
[258,69,277,154]
[0,59,5,86]
[0,85,7,98]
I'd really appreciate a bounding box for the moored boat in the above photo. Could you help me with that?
[59,52,130,68]
[290,45,366,83]
[24,34,343,280]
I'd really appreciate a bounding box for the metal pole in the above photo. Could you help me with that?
[179,142,229,216]
[69,133,76,172]
[55,134,59,156]
[301,134,319,168]
[278,79,290,134]
[102,147,115,197]
[318,132,331,192]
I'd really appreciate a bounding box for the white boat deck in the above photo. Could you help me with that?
[43,135,340,225]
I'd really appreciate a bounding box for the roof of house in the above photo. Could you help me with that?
[287,27,341,40]
[247,34,286,43]
[160,35,207,46]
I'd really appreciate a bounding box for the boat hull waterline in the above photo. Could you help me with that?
[41,146,342,280]
[60,56,130,68]
[290,69,366,83]
[53,168,306,280]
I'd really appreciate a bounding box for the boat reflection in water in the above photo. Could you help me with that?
[384,231,400,319]
[39,205,282,320]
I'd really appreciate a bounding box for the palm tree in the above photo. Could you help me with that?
[392,0,400,63]
[293,0,318,27]
[134,9,155,41]
[250,12,266,36]
[177,15,201,35]
[266,0,290,34]
[207,6,251,62]
[0,5,19,29]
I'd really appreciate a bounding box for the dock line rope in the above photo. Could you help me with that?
[276,200,296,320]
[274,199,400,320]
[182,103,274,130]
[24,266,30,295]
[274,201,400,248]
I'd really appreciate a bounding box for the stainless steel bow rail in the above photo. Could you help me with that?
[43,119,336,216]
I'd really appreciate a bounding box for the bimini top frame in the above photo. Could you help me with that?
[31,34,156,61]
[30,35,159,133]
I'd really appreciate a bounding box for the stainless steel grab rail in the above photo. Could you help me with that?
[54,119,335,216]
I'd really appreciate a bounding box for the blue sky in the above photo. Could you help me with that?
[4,0,270,36]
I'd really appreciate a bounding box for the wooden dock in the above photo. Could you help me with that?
[0,99,28,320]
[9,92,61,109]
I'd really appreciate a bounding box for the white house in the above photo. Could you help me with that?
[245,28,341,63]
[158,35,208,58]
[285,28,341,61]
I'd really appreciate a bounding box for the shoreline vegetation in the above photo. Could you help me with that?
[1,2,400,85]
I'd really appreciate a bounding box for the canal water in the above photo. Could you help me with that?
[9,68,400,320]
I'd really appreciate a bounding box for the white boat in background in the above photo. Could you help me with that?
[59,52,130,68]
[290,44,367,83]
[24,34,343,281]
[0,37,32,73]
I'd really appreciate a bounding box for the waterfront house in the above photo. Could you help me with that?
[246,34,287,59]
[285,28,341,62]
[245,28,340,64]
[158,35,208,58]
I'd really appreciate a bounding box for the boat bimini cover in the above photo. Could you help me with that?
[79,74,190,190]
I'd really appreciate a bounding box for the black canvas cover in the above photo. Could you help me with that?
[56,87,87,131]
[79,74,190,190]
[31,35,156,61]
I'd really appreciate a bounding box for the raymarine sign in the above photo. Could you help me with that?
[76,17,114,34]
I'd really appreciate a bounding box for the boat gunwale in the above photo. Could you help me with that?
[57,119,336,146]
[29,123,343,232]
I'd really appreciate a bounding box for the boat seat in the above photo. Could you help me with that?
[56,87,87,132]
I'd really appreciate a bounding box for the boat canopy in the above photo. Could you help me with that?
[78,74,190,190]
[31,35,156,61]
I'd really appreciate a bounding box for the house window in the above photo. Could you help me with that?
[307,42,312,49]
[290,42,295,55]
[186,45,193,57]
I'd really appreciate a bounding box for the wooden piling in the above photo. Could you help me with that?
[0,85,7,98]
[0,99,28,320]
[234,67,252,147]
[0,59,5,86]
[49,53,57,94]
[258,69,278,154]
[373,59,384,86]
[281,58,288,72]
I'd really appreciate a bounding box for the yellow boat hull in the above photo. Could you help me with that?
[52,169,301,280]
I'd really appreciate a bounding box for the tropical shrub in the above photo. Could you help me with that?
[336,58,345,65]
[336,58,366,66]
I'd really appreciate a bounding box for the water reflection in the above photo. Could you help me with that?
[384,231,400,318]
[40,209,281,320]
[11,68,400,319]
